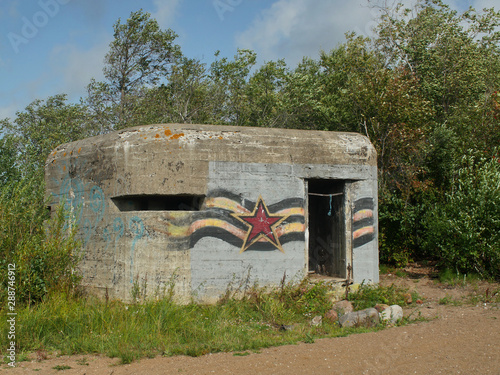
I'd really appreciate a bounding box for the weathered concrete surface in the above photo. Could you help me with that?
[45,123,378,302]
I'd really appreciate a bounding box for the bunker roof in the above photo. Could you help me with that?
[46,124,377,197]
[47,123,376,167]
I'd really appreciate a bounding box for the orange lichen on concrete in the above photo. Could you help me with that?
[63,152,67,156]
[78,147,82,153]
[164,129,172,137]
[155,134,160,138]
[170,133,184,140]
[218,136,223,140]
[63,165,66,171]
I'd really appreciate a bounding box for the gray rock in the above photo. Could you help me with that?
[339,308,380,328]
[379,305,404,324]
[311,315,322,326]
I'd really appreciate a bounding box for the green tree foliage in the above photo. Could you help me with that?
[133,57,216,125]
[369,0,500,267]
[1,94,90,174]
[0,137,20,186]
[246,59,289,128]
[423,151,500,279]
[209,49,257,126]
[86,9,181,130]
[0,175,81,305]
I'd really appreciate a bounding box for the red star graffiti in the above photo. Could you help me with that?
[232,196,288,253]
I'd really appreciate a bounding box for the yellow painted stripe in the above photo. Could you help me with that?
[277,207,305,216]
[353,209,373,222]
[275,222,306,236]
[204,197,250,213]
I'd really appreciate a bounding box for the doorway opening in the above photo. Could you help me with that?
[307,179,346,278]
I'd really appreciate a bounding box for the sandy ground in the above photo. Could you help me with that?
[3,269,500,375]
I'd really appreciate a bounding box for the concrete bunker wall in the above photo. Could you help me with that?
[45,124,378,302]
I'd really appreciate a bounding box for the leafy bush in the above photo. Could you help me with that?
[0,175,82,305]
[378,194,425,267]
[347,283,412,310]
[423,151,500,279]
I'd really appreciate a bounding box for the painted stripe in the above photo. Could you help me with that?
[204,197,250,213]
[276,207,305,216]
[353,226,375,239]
[275,222,306,237]
[353,209,373,222]
[167,219,306,242]
[189,218,246,239]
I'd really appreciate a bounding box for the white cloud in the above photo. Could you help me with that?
[235,0,500,67]
[48,35,111,101]
[152,0,182,28]
[236,0,380,67]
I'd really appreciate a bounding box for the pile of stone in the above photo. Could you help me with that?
[313,300,404,328]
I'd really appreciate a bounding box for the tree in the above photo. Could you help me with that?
[0,137,20,186]
[375,0,500,136]
[86,9,181,130]
[281,57,326,130]
[135,57,215,125]
[370,0,500,266]
[209,49,256,126]
[245,59,289,128]
[1,95,90,174]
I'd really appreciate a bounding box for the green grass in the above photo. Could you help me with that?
[438,294,463,306]
[379,264,407,278]
[0,281,416,364]
[347,282,419,310]
[438,268,482,286]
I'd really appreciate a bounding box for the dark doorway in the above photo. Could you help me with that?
[307,179,345,278]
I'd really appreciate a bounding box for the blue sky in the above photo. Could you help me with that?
[0,0,495,120]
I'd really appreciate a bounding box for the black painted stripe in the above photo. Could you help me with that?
[352,217,375,232]
[354,197,374,212]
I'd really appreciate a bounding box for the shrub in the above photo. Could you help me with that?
[378,194,425,267]
[422,151,500,279]
[347,283,411,310]
[0,174,82,306]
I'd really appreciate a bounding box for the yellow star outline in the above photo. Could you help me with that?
[231,196,289,254]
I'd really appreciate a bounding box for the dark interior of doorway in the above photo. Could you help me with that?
[308,179,346,278]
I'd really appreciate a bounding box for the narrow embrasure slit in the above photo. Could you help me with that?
[111,195,205,211]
